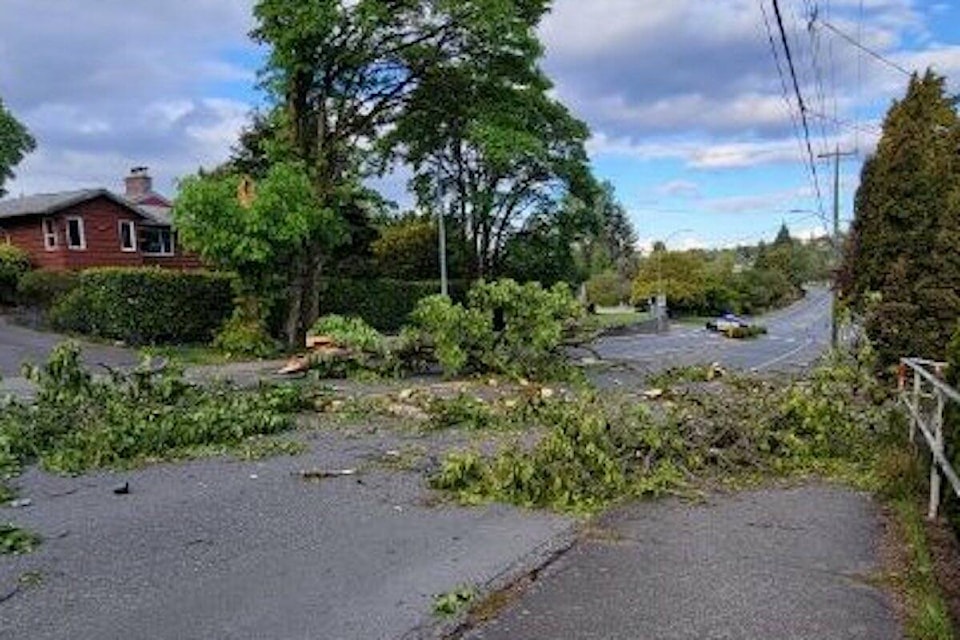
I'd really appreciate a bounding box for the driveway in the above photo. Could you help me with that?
[0,316,137,377]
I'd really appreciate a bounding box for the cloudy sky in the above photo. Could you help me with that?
[1,0,958,249]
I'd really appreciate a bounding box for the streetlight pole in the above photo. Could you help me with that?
[438,203,449,298]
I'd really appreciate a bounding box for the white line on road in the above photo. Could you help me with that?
[751,339,814,372]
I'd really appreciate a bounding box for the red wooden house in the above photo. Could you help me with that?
[0,167,200,270]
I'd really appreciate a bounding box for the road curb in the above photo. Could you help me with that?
[400,517,580,640]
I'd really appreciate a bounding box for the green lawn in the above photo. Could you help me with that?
[139,344,248,366]
[583,309,652,331]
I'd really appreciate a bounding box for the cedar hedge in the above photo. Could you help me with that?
[319,278,469,332]
[50,268,236,345]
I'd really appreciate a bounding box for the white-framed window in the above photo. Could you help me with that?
[42,217,57,250]
[139,227,175,256]
[119,220,137,252]
[65,216,86,250]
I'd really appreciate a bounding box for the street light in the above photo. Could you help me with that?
[655,228,692,327]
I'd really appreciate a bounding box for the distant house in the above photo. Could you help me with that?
[0,167,200,271]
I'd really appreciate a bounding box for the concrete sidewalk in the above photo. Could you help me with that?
[467,485,901,640]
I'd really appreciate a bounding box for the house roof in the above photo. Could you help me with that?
[137,204,173,226]
[0,189,172,227]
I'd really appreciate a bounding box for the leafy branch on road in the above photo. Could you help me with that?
[0,523,40,555]
[431,346,903,513]
[0,341,305,477]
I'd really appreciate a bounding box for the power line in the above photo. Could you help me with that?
[804,2,833,152]
[718,212,827,248]
[817,18,912,77]
[807,109,880,135]
[770,0,828,223]
[761,0,827,225]
[855,0,865,151]
[760,1,808,165]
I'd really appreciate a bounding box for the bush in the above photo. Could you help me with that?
[723,325,768,339]
[411,279,583,378]
[16,270,79,310]
[586,270,630,307]
[0,244,30,306]
[213,297,278,358]
[310,314,385,354]
[319,278,468,332]
[50,268,235,345]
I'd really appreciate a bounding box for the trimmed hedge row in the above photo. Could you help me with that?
[51,268,236,345]
[319,278,469,332]
[17,270,80,310]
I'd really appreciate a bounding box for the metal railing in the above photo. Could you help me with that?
[899,358,960,520]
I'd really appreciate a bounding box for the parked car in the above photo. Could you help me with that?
[705,313,749,332]
[706,313,768,339]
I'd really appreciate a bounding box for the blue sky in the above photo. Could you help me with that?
[1,0,958,251]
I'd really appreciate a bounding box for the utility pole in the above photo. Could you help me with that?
[818,145,857,349]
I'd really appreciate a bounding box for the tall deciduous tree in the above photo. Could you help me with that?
[0,98,36,198]
[387,2,591,277]
[173,162,347,345]
[840,70,960,365]
[249,0,557,342]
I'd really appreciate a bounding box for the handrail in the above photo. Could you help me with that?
[899,358,960,520]
[901,358,960,404]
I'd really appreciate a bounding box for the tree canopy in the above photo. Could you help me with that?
[173,162,348,342]
[386,1,592,277]
[0,98,36,198]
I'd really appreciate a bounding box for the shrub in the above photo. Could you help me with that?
[17,270,79,309]
[723,325,768,339]
[0,244,30,305]
[310,314,385,354]
[586,270,629,307]
[411,279,583,378]
[213,297,278,358]
[50,268,235,345]
[319,278,468,332]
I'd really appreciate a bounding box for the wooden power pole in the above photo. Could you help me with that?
[818,145,857,349]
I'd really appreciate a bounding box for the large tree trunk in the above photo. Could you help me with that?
[284,258,308,350]
[284,249,324,350]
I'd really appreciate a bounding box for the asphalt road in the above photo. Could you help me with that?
[0,315,137,377]
[589,286,832,379]
[1,431,574,640]
[468,485,900,640]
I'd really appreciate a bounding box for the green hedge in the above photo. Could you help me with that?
[17,270,80,310]
[51,268,236,345]
[319,278,469,332]
[0,244,30,306]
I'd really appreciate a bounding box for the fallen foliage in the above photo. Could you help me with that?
[431,347,903,513]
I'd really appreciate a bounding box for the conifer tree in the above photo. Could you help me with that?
[841,70,960,365]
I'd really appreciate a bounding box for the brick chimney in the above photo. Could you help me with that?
[124,166,152,201]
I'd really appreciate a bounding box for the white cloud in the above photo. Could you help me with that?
[0,0,951,204]
[657,180,701,199]
[0,0,257,195]
[634,234,707,254]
